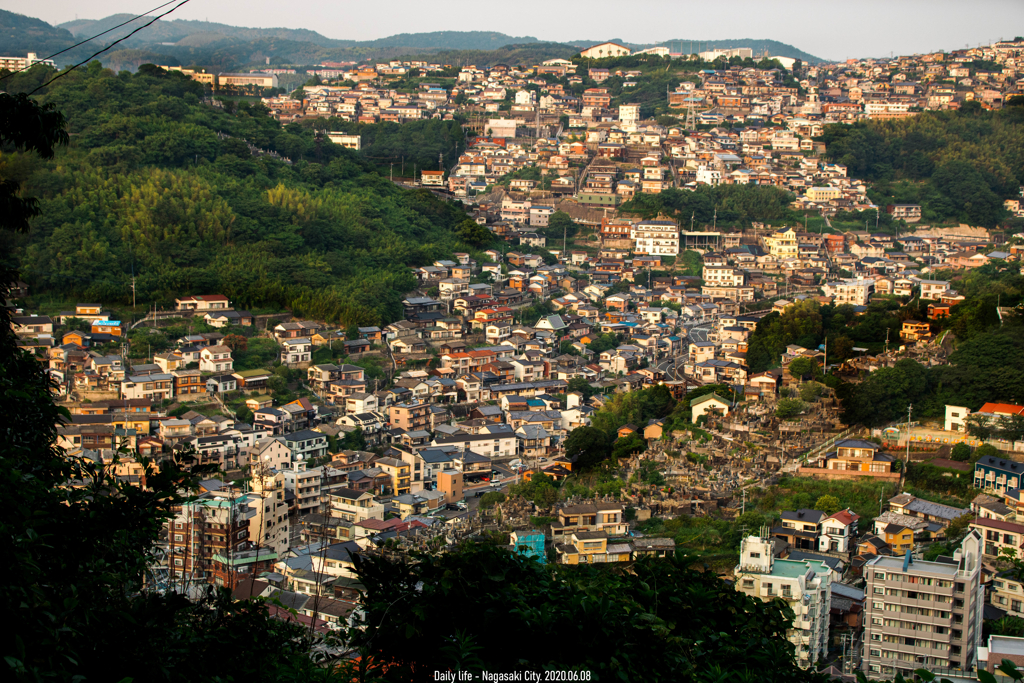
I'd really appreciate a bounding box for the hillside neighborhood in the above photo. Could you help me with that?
[4,31,1024,683]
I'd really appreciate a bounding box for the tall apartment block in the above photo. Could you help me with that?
[734,535,832,668]
[861,530,984,678]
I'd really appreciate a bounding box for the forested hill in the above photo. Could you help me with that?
[817,102,1024,227]
[0,9,96,64]
[0,63,484,327]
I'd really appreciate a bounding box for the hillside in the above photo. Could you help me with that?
[817,102,1024,227]
[0,65,479,327]
[0,9,95,65]
[59,17,540,52]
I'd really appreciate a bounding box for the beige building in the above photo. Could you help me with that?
[806,186,842,202]
[327,132,362,150]
[823,278,874,306]
[218,72,279,88]
[861,530,984,678]
[329,488,385,523]
[549,503,627,540]
[580,42,631,59]
[764,228,800,258]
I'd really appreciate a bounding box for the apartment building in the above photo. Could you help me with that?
[703,265,746,287]
[823,278,874,306]
[167,493,268,588]
[860,530,984,678]
[734,535,832,668]
[764,227,800,258]
[389,401,430,431]
[632,219,680,256]
[281,465,324,516]
[974,455,1024,495]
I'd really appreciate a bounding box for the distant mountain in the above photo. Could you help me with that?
[58,17,539,52]
[5,10,823,72]
[360,31,539,50]
[58,15,352,48]
[0,9,88,64]
[393,43,581,68]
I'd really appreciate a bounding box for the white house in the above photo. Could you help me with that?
[199,345,234,374]
[281,338,312,366]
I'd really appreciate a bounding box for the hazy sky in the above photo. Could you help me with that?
[8,0,1024,61]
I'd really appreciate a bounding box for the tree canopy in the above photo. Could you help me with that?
[817,105,1024,226]
[0,63,478,327]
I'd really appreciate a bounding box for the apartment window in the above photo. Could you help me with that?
[174,534,183,541]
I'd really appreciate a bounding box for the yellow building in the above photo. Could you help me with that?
[901,319,931,342]
[555,531,632,565]
[878,523,914,553]
[764,227,800,258]
[806,186,841,202]
[817,439,896,474]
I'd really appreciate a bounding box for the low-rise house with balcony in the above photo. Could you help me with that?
[199,345,234,374]
[281,338,313,367]
[550,503,627,540]
[975,456,1024,495]
[329,487,385,523]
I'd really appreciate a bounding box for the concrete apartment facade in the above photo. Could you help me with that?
[860,530,984,678]
[734,535,832,668]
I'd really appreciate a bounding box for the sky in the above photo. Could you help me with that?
[6,0,1024,61]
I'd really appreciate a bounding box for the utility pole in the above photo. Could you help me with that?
[904,403,913,481]
[131,276,137,310]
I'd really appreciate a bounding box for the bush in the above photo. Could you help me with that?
[479,492,506,509]
[799,381,825,402]
[949,442,972,462]
[775,398,807,419]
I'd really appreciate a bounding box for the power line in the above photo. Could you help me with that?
[30,0,192,95]
[0,0,179,83]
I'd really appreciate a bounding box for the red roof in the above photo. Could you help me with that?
[827,509,860,525]
[979,403,1024,416]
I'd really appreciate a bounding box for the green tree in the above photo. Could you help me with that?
[814,495,841,516]
[348,542,831,682]
[611,433,646,461]
[544,211,577,241]
[340,427,367,452]
[775,398,807,419]
[567,376,598,400]
[456,218,494,247]
[563,426,611,470]
[949,442,972,462]
[788,356,817,379]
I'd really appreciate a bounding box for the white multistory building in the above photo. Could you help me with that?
[631,219,680,256]
[734,535,832,668]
